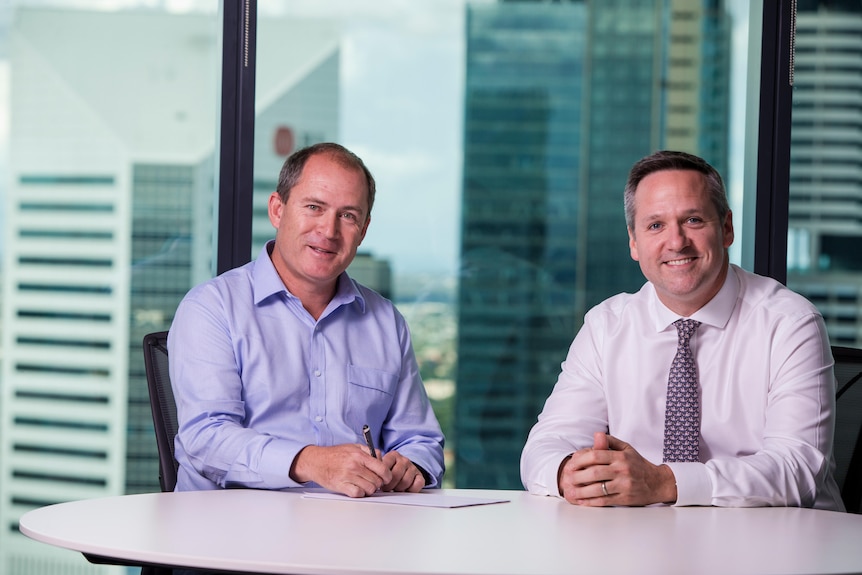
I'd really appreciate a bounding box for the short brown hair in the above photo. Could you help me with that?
[624,150,729,230]
[275,142,376,219]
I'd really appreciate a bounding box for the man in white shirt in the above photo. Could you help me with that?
[520,150,844,510]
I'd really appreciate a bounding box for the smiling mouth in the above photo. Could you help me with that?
[310,246,336,255]
[665,257,695,266]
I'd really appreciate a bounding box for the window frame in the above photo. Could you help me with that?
[217,0,256,275]
[753,0,795,284]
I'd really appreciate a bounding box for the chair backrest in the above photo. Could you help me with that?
[833,345,862,513]
[143,331,179,492]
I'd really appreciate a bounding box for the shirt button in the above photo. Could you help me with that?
[314,370,321,377]
[314,416,323,423]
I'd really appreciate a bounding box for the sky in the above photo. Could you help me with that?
[0,0,749,277]
[0,0,477,277]
[258,0,494,276]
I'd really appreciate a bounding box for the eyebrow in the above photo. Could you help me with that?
[299,195,365,216]
[641,208,705,221]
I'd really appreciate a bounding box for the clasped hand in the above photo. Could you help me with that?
[557,432,677,507]
[291,443,425,498]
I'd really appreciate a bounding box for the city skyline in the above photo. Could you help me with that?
[0,0,749,280]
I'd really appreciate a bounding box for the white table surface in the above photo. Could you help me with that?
[18,488,862,575]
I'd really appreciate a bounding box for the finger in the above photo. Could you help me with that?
[382,458,413,491]
[606,434,629,451]
[562,475,612,502]
[359,442,382,460]
[394,464,424,492]
[344,454,391,491]
[593,431,610,451]
[338,472,383,498]
[405,471,425,492]
[385,470,411,492]
[575,494,613,507]
[568,444,613,470]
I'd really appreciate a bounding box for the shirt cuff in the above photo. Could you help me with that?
[665,462,713,506]
[523,453,570,498]
[256,439,306,489]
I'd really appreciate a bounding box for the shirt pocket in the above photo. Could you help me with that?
[345,364,398,431]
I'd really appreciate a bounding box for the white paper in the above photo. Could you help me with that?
[302,490,510,508]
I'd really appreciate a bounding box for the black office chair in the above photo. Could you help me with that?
[141,331,179,575]
[143,331,179,493]
[141,333,252,574]
[832,345,862,513]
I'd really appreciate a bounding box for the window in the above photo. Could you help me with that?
[0,1,808,573]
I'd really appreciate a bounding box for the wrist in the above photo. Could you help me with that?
[658,464,678,504]
[557,454,573,496]
[290,445,317,484]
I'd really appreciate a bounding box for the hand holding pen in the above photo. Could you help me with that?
[362,424,379,459]
[362,424,426,493]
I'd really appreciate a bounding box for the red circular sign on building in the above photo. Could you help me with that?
[274,126,295,157]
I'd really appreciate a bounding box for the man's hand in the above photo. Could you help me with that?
[381,451,426,492]
[290,444,392,497]
[557,432,678,506]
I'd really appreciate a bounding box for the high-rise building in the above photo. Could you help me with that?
[455,0,730,488]
[787,1,862,347]
[0,8,339,574]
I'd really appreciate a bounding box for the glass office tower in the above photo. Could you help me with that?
[787,0,862,348]
[455,0,730,489]
[456,0,588,490]
[0,9,339,575]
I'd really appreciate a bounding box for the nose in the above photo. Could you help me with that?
[319,212,340,239]
[667,222,690,251]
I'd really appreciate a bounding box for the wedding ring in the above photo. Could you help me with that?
[601,481,609,497]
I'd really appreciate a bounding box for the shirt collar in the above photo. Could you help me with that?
[651,263,740,332]
[251,240,366,313]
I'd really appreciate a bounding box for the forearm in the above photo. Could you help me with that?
[521,396,605,496]
[521,431,585,497]
[676,444,830,508]
[178,418,307,489]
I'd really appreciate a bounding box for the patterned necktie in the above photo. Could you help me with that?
[663,319,701,463]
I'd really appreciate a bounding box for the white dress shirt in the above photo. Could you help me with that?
[521,264,844,510]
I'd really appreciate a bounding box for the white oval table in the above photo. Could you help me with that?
[18,488,862,575]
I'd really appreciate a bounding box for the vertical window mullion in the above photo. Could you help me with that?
[217,0,257,275]
[754,0,795,284]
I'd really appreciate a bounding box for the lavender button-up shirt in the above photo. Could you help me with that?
[168,241,445,491]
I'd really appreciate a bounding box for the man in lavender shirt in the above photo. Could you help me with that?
[168,142,444,497]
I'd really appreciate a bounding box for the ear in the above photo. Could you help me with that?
[628,227,640,262]
[722,210,734,249]
[358,216,371,244]
[268,192,283,229]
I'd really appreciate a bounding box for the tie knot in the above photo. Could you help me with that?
[673,318,700,343]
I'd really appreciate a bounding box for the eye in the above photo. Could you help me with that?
[340,212,358,222]
[686,217,705,226]
[647,222,662,231]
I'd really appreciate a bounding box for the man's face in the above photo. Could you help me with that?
[268,153,370,299]
[627,169,733,317]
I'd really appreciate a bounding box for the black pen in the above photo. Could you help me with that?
[362,424,378,459]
